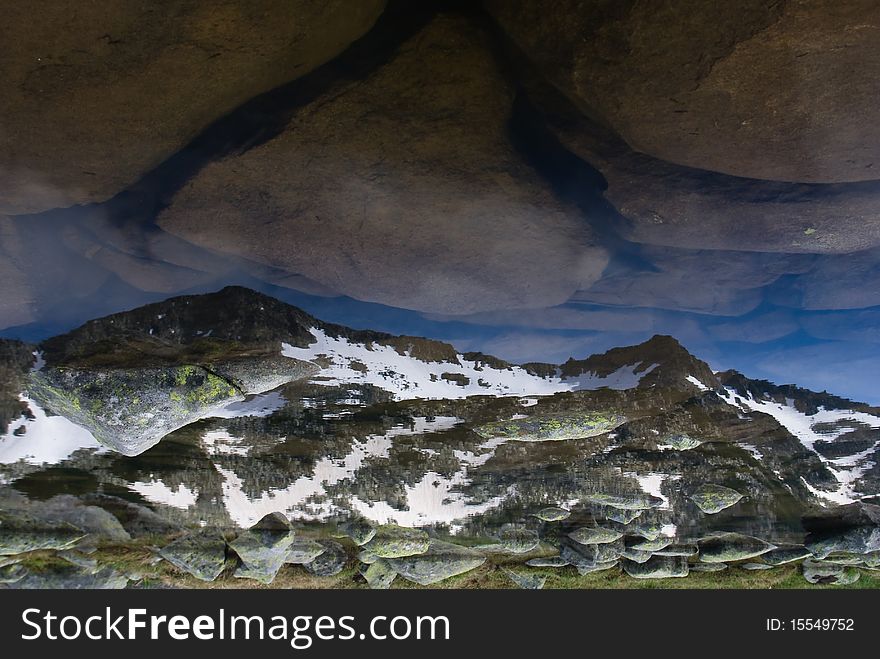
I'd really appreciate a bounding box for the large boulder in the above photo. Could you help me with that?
[158,14,609,315]
[0,0,387,214]
[487,0,880,184]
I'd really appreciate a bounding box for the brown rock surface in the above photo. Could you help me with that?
[158,14,609,315]
[487,0,880,184]
[0,0,386,214]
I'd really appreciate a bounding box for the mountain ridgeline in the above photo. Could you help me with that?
[0,286,877,483]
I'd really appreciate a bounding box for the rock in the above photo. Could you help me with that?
[806,527,880,559]
[0,0,387,214]
[303,540,347,577]
[362,525,430,559]
[487,0,880,185]
[628,537,671,552]
[525,556,568,568]
[533,507,570,522]
[158,15,608,316]
[623,555,688,579]
[357,550,380,565]
[742,563,774,571]
[502,567,546,590]
[561,539,623,571]
[80,495,181,537]
[619,548,653,564]
[159,530,228,582]
[520,69,880,256]
[698,533,776,563]
[803,502,880,533]
[628,522,663,542]
[584,492,664,511]
[662,434,703,451]
[802,559,861,586]
[387,540,485,586]
[285,539,326,565]
[5,565,129,589]
[690,562,728,573]
[476,412,625,443]
[689,484,744,514]
[654,544,699,558]
[568,527,623,545]
[763,545,813,566]
[604,508,643,524]
[229,512,295,584]
[337,518,377,546]
[57,550,99,572]
[0,509,85,555]
[38,495,131,546]
[361,559,397,590]
[498,527,540,554]
[28,365,243,456]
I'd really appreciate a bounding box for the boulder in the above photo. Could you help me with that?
[476,412,625,443]
[487,0,880,184]
[387,540,485,586]
[159,530,228,582]
[689,484,744,514]
[361,559,397,590]
[568,527,623,545]
[0,0,387,214]
[362,525,430,559]
[698,532,776,563]
[623,555,688,579]
[157,14,608,316]
[303,540,347,577]
[229,512,295,584]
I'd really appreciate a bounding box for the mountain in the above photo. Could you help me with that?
[0,285,877,510]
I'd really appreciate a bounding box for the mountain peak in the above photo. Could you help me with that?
[561,334,719,391]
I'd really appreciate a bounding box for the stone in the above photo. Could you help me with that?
[654,544,699,558]
[584,492,664,511]
[742,562,774,571]
[229,512,295,584]
[28,365,244,456]
[689,484,744,514]
[361,559,397,590]
[690,562,728,573]
[337,518,377,546]
[0,509,85,555]
[525,556,568,568]
[285,539,326,565]
[7,565,129,589]
[628,537,672,552]
[698,533,776,563]
[487,0,880,184]
[159,530,228,582]
[476,412,625,443]
[387,540,485,586]
[763,545,813,566]
[623,555,688,579]
[568,527,623,545]
[662,434,703,451]
[806,527,880,559]
[362,525,430,559]
[502,567,546,590]
[158,15,609,316]
[802,559,861,586]
[498,527,540,554]
[0,0,387,214]
[533,507,570,522]
[303,540,347,578]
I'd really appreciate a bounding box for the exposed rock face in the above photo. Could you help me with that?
[158,14,609,315]
[487,0,880,184]
[0,0,387,214]
[518,75,880,255]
